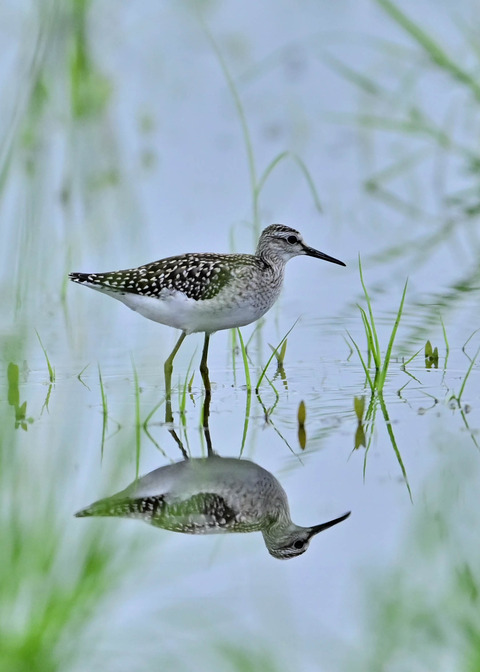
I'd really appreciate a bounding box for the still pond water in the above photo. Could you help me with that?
[2,1,480,670]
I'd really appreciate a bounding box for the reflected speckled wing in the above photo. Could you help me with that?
[76,491,239,534]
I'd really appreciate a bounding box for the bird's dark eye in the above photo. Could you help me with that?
[287,235,298,245]
[293,539,305,550]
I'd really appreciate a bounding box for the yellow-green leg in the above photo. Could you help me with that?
[164,331,187,404]
[201,388,214,457]
[200,333,211,394]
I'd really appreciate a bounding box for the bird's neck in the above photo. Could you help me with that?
[262,505,291,533]
[262,518,299,546]
[256,247,288,277]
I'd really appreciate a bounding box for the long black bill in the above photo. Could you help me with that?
[309,511,351,538]
[303,244,346,267]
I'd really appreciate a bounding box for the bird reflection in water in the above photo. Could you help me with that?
[76,455,350,560]
[76,362,350,559]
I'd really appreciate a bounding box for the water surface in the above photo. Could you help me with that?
[2,1,480,670]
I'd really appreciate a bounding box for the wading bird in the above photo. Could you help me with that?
[69,224,345,392]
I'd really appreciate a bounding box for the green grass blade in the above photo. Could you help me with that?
[179,350,196,420]
[358,305,379,369]
[142,395,168,457]
[7,362,20,408]
[142,422,168,458]
[131,357,141,478]
[255,319,298,392]
[239,389,252,456]
[358,256,381,367]
[403,346,423,367]
[98,364,108,420]
[201,23,259,233]
[263,368,281,407]
[343,335,354,359]
[77,363,90,389]
[256,151,323,212]
[35,330,55,382]
[362,394,378,481]
[332,112,468,155]
[462,328,480,351]
[98,364,107,460]
[365,150,430,193]
[245,321,262,351]
[236,328,251,392]
[321,51,382,96]
[378,392,412,501]
[143,398,165,429]
[440,315,449,370]
[290,154,323,213]
[459,407,480,451]
[354,395,366,421]
[257,151,289,194]
[40,384,52,416]
[268,337,288,368]
[457,345,480,404]
[347,331,374,391]
[376,0,480,100]
[378,278,408,389]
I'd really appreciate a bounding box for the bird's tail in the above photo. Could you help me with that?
[75,495,165,519]
[69,272,91,284]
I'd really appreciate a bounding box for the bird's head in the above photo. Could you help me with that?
[257,224,345,266]
[264,511,351,560]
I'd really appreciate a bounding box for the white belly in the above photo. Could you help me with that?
[92,286,271,334]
